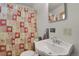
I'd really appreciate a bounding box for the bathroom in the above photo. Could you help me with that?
[0,3,79,56]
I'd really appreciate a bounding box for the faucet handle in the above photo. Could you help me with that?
[52,37,61,44]
[53,36,57,40]
[50,36,56,39]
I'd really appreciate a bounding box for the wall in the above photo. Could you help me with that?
[33,3,48,38]
[49,4,79,56]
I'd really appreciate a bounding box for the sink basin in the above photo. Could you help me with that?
[35,39,73,56]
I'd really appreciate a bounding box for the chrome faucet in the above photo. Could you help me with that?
[51,36,61,44]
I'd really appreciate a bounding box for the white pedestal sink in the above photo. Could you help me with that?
[35,39,73,56]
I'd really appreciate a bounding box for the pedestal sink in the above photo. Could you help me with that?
[35,39,73,56]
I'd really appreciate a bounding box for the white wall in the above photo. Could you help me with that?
[33,3,48,37]
[49,4,79,56]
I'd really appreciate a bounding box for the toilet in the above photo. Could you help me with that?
[20,50,38,56]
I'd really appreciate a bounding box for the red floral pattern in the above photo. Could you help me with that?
[6,26,12,32]
[0,3,37,56]
[0,20,6,26]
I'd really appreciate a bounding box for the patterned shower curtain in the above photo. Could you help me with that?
[0,3,37,56]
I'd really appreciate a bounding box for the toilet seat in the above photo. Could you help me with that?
[20,50,38,56]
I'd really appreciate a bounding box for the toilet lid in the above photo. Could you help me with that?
[20,50,38,56]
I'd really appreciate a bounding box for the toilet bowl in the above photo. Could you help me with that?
[20,50,38,56]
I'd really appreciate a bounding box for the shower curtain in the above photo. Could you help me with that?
[0,3,37,56]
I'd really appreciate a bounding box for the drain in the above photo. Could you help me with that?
[49,52,52,54]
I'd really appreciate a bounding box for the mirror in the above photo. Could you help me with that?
[48,3,66,23]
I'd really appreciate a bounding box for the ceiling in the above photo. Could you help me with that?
[48,3,64,12]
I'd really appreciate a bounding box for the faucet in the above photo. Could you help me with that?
[51,36,61,44]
